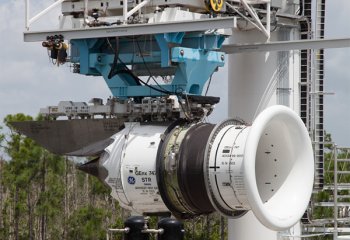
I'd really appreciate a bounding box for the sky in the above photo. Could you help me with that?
[0,0,349,147]
[324,0,350,147]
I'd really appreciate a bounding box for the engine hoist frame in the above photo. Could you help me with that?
[70,31,226,99]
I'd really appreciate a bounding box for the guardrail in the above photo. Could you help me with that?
[25,0,65,30]
[24,0,150,30]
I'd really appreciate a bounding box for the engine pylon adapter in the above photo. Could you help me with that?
[204,105,314,230]
[79,106,313,231]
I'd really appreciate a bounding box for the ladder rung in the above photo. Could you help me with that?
[324,184,350,190]
[338,171,350,174]
[314,202,350,207]
[337,195,350,199]
[337,159,350,162]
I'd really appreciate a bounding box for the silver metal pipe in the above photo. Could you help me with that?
[141,229,164,234]
[126,0,149,19]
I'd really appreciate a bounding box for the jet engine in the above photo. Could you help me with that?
[83,105,314,231]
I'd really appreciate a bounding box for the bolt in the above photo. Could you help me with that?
[221,54,225,61]
[180,49,185,56]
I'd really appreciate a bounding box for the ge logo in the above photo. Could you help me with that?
[128,176,136,185]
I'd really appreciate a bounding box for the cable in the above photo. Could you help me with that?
[106,38,141,85]
[108,37,120,79]
[137,76,172,95]
[135,39,171,93]
[117,56,172,95]
[106,37,115,52]
[105,38,195,120]
[106,37,174,94]
[205,73,214,96]
[177,97,192,120]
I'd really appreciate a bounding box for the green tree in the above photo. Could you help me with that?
[0,114,66,240]
[2,114,35,240]
[67,205,110,240]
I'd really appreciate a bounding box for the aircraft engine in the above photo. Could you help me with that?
[83,105,314,231]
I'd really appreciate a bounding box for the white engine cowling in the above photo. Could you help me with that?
[204,105,314,230]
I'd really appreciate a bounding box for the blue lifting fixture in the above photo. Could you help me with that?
[70,31,227,99]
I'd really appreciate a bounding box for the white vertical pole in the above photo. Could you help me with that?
[228,212,278,240]
[227,1,300,239]
[25,0,29,30]
[123,0,128,23]
[84,0,89,20]
[334,145,338,240]
[266,1,271,40]
[227,26,280,237]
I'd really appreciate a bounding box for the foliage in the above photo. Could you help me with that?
[0,125,4,148]
[67,205,110,240]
